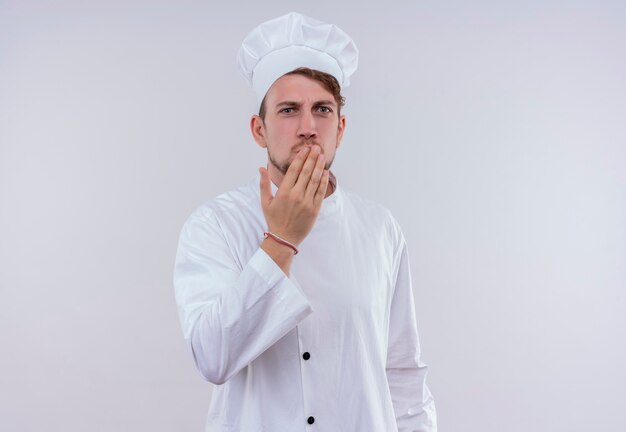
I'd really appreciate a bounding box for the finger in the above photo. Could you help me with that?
[294,146,321,192]
[259,167,273,209]
[305,152,325,201]
[313,169,330,207]
[281,147,310,190]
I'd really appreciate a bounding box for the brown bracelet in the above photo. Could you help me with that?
[263,231,298,255]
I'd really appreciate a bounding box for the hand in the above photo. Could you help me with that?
[259,146,330,247]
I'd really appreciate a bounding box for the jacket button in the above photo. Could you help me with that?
[302,352,311,360]
[307,416,315,424]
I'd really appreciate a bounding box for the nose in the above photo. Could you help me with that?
[297,109,317,141]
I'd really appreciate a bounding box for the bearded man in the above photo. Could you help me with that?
[174,11,437,432]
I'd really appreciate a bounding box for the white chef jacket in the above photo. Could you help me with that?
[173,171,437,432]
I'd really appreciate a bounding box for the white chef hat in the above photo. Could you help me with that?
[237,11,359,106]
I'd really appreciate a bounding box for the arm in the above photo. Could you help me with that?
[173,208,313,385]
[174,146,328,385]
[387,234,437,432]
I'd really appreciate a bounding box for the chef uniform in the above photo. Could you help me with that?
[174,12,437,432]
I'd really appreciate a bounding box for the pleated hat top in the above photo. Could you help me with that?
[236,12,359,106]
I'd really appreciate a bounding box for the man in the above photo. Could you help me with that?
[174,12,437,431]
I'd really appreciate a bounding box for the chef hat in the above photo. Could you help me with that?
[237,11,359,106]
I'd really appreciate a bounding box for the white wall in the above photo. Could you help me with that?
[1,1,624,431]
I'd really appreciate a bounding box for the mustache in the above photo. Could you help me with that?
[295,141,322,152]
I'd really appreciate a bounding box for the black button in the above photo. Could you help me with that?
[307,416,315,424]
[302,352,311,360]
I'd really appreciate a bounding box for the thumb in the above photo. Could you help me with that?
[259,167,273,209]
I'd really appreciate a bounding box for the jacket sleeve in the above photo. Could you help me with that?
[387,233,437,432]
[173,207,313,385]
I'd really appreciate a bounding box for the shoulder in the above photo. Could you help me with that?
[189,180,258,222]
[180,180,259,238]
[341,188,405,250]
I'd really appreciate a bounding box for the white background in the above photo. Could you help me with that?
[1,1,625,431]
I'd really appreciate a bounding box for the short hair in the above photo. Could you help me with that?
[258,67,346,121]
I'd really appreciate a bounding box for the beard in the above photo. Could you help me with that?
[268,147,335,176]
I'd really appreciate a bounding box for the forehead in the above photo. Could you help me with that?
[265,74,336,106]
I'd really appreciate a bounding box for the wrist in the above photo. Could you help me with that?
[263,231,299,255]
[260,237,294,276]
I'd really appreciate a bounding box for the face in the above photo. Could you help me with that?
[250,74,346,178]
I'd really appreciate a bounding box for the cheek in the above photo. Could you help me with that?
[266,130,292,156]
[268,121,293,141]
[324,125,340,145]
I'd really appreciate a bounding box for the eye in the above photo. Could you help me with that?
[279,107,295,113]
[317,106,332,113]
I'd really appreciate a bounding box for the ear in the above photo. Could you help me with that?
[250,115,267,149]
[335,114,346,150]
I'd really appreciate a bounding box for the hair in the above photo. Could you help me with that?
[258,67,346,121]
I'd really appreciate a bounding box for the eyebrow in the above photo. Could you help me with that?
[275,100,337,108]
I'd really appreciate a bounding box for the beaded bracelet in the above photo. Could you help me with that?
[263,231,299,255]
